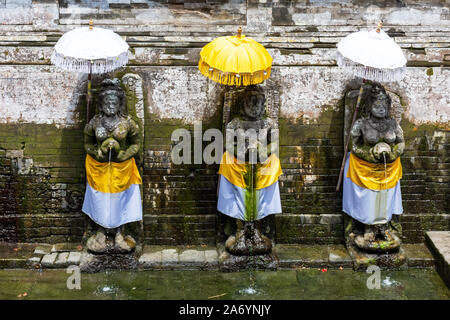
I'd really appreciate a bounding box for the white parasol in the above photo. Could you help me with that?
[335,22,407,191]
[51,20,129,121]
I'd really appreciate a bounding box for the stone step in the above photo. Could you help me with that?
[0,243,40,268]
[425,231,450,288]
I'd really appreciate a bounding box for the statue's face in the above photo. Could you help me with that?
[371,97,388,119]
[243,94,265,120]
[102,93,120,116]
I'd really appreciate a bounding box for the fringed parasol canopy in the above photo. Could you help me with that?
[198,28,272,86]
[50,20,130,122]
[51,22,129,74]
[336,27,407,82]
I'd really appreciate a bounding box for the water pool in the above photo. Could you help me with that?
[0,268,448,300]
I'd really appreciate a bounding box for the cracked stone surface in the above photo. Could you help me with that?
[179,250,205,263]
[41,252,58,267]
[54,252,69,266]
[67,252,82,265]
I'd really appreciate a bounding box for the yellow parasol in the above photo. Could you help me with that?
[198,27,272,86]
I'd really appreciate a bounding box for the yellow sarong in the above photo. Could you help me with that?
[217,152,282,189]
[347,153,402,190]
[85,154,142,194]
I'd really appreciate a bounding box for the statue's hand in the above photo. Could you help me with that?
[100,141,109,155]
[116,150,128,162]
[370,147,377,159]
[100,138,120,154]
[385,151,397,163]
[372,142,391,161]
[96,148,107,162]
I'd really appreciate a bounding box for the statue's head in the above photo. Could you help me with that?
[97,78,126,117]
[366,83,391,119]
[241,85,266,120]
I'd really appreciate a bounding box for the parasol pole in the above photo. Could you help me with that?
[87,60,92,122]
[336,21,383,191]
[86,20,94,122]
[335,81,364,192]
[235,26,242,87]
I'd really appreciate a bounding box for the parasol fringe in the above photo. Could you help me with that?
[50,50,128,74]
[198,58,271,86]
[335,51,406,83]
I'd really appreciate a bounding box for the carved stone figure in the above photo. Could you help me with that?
[82,78,143,254]
[343,82,404,254]
[217,85,282,258]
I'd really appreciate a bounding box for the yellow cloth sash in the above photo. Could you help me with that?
[85,154,142,193]
[218,152,282,189]
[347,153,402,190]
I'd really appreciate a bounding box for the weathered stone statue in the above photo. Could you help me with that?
[217,85,282,268]
[343,82,404,259]
[82,78,142,254]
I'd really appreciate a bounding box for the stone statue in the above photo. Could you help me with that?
[217,85,282,258]
[343,82,404,254]
[82,78,142,254]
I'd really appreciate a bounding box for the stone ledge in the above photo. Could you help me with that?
[403,243,435,268]
[138,245,219,270]
[0,243,39,269]
[0,242,438,272]
[425,231,450,288]
[275,244,350,269]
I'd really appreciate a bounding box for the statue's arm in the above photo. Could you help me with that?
[117,119,140,162]
[387,122,405,162]
[262,119,278,159]
[350,119,377,163]
[84,121,101,160]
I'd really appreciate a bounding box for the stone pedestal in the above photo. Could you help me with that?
[217,245,278,272]
[343,215,406,271]
[79,247,141,273]
[347,246,407,271]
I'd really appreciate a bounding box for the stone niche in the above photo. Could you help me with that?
[217,80,282,272]
[343,80,407,270]
[80,72,146,273]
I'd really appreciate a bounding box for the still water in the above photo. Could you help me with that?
[0,269,448,300]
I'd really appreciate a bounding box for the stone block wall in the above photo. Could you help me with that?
[0,0,449,245]
[0,124,85,243]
